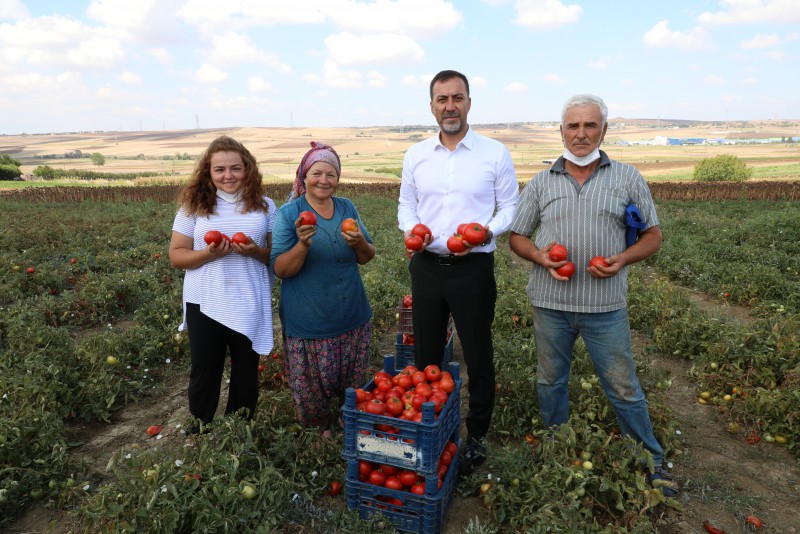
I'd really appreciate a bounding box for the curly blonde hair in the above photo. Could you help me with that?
[177,136,268,216]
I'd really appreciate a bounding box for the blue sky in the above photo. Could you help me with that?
[1,0,798,134]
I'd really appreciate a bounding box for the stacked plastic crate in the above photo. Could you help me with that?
[341,354,462,534]
[395,295,455,372]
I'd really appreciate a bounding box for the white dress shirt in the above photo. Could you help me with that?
[398,127,519,255]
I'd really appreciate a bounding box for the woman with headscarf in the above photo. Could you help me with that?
[271,141,375,435]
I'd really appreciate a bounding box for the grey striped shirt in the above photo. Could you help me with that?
[510,151,659,313]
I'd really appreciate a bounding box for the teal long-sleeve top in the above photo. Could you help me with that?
[270,196,373,339]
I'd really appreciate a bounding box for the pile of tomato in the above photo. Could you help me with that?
[356,439,459,502]
[354,365,455,422]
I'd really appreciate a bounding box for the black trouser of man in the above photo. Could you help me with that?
[410,251,497,440]
[185,303,259,427]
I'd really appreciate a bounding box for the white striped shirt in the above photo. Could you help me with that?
[510,152,659,312]
[172,196,277,355]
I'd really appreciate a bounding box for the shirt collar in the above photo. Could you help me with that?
[551,149,611,174]
[433,126,474,151]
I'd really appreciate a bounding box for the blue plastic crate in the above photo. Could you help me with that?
[342,354,461,474]
[394,323,455,372]
[345,440,460,534]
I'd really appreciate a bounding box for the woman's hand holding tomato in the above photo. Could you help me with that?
[294,213,317,247]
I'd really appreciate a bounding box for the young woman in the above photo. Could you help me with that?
[271,142,375,435]
[169,136,276,434]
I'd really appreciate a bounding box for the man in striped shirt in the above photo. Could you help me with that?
[508,94,677,497]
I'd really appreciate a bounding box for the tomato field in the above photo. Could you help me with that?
[1,184,799,532]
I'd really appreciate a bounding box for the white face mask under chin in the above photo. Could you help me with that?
[562,146,601,167]
[216,189,242,203]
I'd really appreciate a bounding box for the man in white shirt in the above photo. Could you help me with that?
[397,69,519,472]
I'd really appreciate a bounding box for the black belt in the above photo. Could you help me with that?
[421,250,486,265]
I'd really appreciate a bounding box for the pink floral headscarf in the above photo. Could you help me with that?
[289,141,341,200]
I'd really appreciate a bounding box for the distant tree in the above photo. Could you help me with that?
[693,154,752,182]
[90,152,106,166]
[0,164,21,181]
[33,165,56,180]
[0,154,22,167]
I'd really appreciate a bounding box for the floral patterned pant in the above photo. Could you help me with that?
[283,322,371,428]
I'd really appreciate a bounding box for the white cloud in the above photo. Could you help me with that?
[704,75,725,84]
[247,76,274,92]
[0,0,29,20]
[741,33,781,48]
[642,20,711,51]
[542,73,566,84]
[86,0,184,45]
[741,77,758,84]
[698,0,800,25]
[505,82,528,92]
[514,0,582,29]
[0,16,125,69]
[762,50,787,60]
[590,56,610,70]
[209,32,291,72]
[194,63,228,83]
[322,61,362,88]
[325,0,463,39]
[402,74,429,88]
[176,0,326,30]
[325,32,425,65]
[119,72,141,84]
[367,71,388,88]
[303,73,322,84]
[471,76,487,88]
[149,47,171,65]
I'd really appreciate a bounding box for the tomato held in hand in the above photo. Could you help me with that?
[411,223,432,241]
[447,234,467,253]
[588,256,608,269]
[204,230,224,246]
[405,234,423,251]
[556,261,576,279]
[549,243,568,262]
[299,210,317,226]
[231,232,249,245]
[462,223,487,246]
[342,218,358,233]
[457,223,469,235]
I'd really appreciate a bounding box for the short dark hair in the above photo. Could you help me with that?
[429,70,469,100]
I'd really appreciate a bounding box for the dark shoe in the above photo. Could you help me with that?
[461,436,487,474]
[647,466,679,498]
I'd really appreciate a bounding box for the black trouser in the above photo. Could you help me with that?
[185,303,259,425]
[410,251,497,439]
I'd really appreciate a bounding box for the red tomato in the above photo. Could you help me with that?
[438,376,455,394]
[401,407,418,420]
[457,223,469,235]
[446,234,467,253]
[376,378,392,392]
[396,374,413,390]
[588,256,608,269]
[549,243,568,262]
[402,365,418,374]
[445,440,458,457]
[385,476,403,491]
[342,218,358,233]
[461,223,487,246]
[745,515,763,529]
[556,261,576,279]
[414,383,432,399]
[402,295,413,308]
[26,267,35,274]
[355,388,367,403]
[405,234,423,251]
[411,394,427,411]
[359,461,374,477]
[411,223,432,241]
[398,470,419,487]
[204,230,223,246]
[220,233,232,243]
[437,462,449,479]
[381,464,399,476]
[439,450,453,466]
[375,371,392,382]
[410,482,425,495]
[369,469,387,486]
[328,481,342,496]
[365,399,386,415]
[385,396,404,416]
[231,232,249,245]
[298,210,317,226]
[424,365,441,382]
[146,425,162,437]
[411,371,427,386]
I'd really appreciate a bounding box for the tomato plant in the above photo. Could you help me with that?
[299,210,317,226]
[447,234,467,253]
[549,243,568,262]
[342,218,358,233]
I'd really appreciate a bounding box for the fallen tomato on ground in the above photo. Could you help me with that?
[146,425,162,437]
[329,481,342,496]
